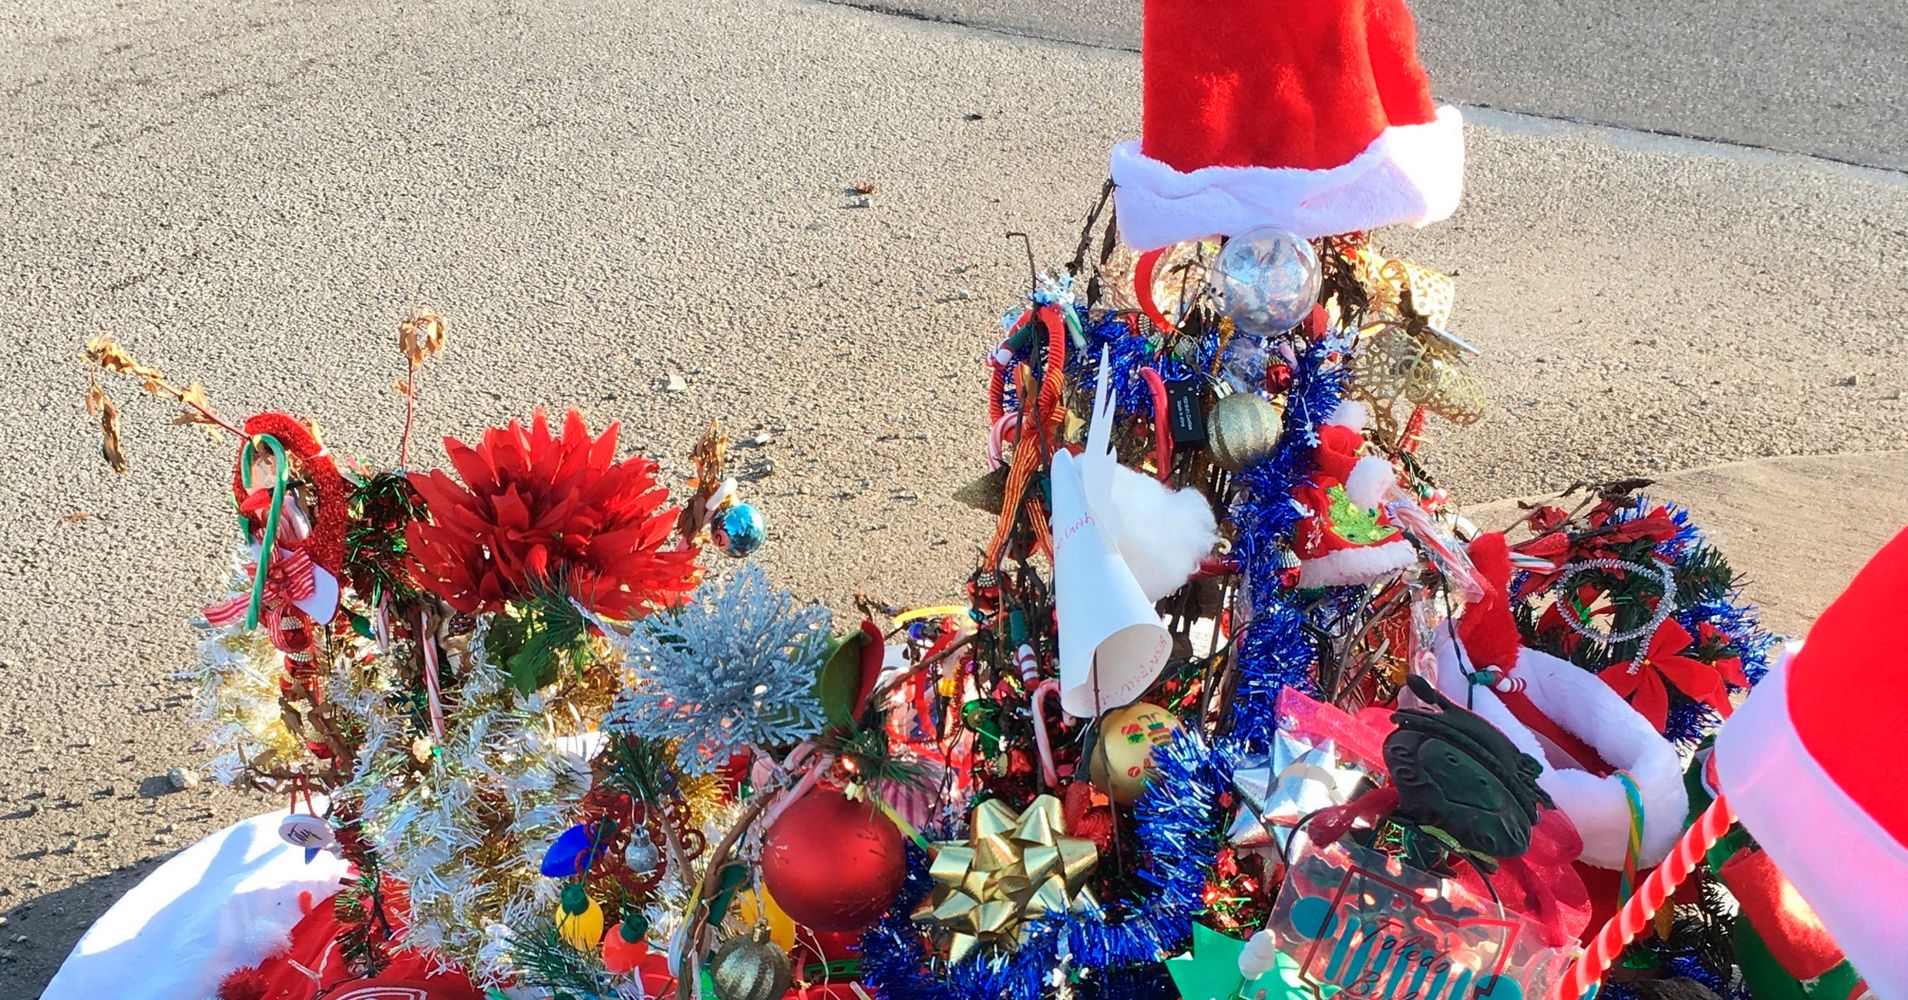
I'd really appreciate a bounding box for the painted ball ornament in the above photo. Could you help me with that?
[1213,226,1321,336]
[759,787,906,931]
[708,931,794,1000]
[1207,392,1283,472]
[1086,701,1182,805]
[712,503,766,558]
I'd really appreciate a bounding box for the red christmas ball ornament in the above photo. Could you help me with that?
[760,787,905,932]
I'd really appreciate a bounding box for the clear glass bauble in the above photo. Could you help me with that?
[1212,226,1321,336]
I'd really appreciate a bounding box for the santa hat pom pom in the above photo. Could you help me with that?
[236,918,292,965]
[1343,455,1397,509]
[1326,398,1370,431]
[217,966,271,1000]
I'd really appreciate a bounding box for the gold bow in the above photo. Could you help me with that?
[911,794,1100,965]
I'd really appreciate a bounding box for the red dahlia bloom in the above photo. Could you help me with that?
[405,409,701,617]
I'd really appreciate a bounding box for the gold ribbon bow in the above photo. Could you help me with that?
[911,794,1100,965]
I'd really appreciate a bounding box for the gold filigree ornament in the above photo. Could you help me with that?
[911,794,1100,965]
[1349,254,1486,437]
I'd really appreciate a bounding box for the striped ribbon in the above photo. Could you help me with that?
[203,545,317,630]
[1613,770,1646,906]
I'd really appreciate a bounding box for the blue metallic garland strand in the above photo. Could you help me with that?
[1065,312,1222,419]
[858,331,1345,998]
[1224,332,1351,745]
[857,732,1244,1000]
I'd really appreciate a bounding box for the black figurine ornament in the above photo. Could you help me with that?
[1384,675,1553,871]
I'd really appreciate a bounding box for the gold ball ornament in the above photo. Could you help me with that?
[1086,702,1182,805]
[1207,392,1283,472]
[708,931,795,1000]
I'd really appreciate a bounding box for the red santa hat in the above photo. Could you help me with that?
[1110,0,1465,250]
[1717,525,1908,998]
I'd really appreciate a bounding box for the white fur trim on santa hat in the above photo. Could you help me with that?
[1343,455,1396,510]
[1430,637,1687,869]
[1110,106,1465,250]
[1718,643,1908,999]
[1297,537,1415,588]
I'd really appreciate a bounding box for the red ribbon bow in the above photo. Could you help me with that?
[203,542,318,653]
[1601,619,1733,731]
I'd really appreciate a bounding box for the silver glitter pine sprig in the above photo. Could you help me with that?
[607,564,831,773]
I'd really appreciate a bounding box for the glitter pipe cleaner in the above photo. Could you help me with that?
[1553,794,1736,1000]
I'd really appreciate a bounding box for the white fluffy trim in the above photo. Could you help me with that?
[1109,106,1466,250]
[1430,638,1687,869]
[1719,643,1908,998]
[1327,399,1370,432]
[1343,455,1395,510]
[1297,538,1415,588]
[1109,463,1219,602]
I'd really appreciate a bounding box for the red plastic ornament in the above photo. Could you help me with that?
[760,787,905,932]
[601,917,650,975]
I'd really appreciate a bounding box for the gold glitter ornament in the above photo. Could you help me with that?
[1206,392,1284,472]
[708,930,794,1000]
[1348,250,1485,436]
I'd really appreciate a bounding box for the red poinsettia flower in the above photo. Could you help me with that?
[405,409,701,617]
[1696,622,1750,689]
[1601,619,1732,731]
[1584,501,1679,555]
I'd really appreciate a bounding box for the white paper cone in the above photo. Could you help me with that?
[1051,449,1172,718]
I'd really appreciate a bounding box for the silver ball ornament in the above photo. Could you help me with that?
[623,837,660,875]
[1213,226,1321,336]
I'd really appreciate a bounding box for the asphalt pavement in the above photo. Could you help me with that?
[822,0,1908,170]
[3,0,1906,992]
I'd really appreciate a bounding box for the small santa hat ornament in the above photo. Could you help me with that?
[1110,0,1465,250]
[1289,400,1415,587]
[1713,525,1908,998]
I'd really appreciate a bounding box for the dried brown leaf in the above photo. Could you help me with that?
[85,382,107,418]
[393,377,413,397]
[848,180,878,195]
[62,511,96,524]
[397,309,448,369]
[84,332,166,385]
[98,396,128,473]
[167,382,228,441]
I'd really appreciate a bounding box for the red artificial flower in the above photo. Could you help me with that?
[1601,619,1733,731]
[1585,501,1679,554]
[405,409,701,617]
[1697,622,1750,689]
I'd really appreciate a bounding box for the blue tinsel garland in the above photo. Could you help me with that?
[858,329,1347,998]
[1063,312,1221,420]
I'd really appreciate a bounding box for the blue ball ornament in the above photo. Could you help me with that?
[712,503,766,558]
